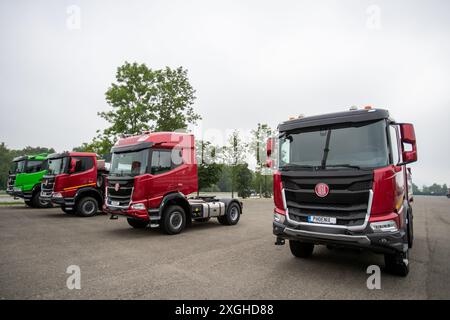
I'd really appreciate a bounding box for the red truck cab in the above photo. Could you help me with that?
[104,132,242,234]
[270,108,417,276]
[40,152,108,216]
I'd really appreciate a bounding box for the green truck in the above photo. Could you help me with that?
[6,154,52,208]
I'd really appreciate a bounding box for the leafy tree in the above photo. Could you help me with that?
[196,140,222,195]
[222,130,248,198]
[99,62,200,140]
[250,123,272,197]
[235,164,254,198]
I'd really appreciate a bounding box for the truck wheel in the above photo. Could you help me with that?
[24,200,33,208]
[31,192,52,208]
[289,240,314,258]
[76,197,98,217]
[384,251,409,277]
[161,205,186,235]
[61,206,75,214]
[218,203,241,225]
[127,218,148,229]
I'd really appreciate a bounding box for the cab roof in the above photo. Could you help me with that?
[47,152,98,159]
[112,132,194,153]
[12,153,49,162]
[278,108,391,132]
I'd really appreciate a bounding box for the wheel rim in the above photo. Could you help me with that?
[230,206,239,221]
[169,211,183,230]
[83,201,96,215]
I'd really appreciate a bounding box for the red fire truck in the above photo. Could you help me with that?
[40,152,108,216]
[268,107,417,276]
[104,132,242,234]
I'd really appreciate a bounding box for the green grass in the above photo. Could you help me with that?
[0,202,23,206]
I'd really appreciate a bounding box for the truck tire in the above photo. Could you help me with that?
[384,251,409,277]
[31,192,52,208]
[127,218,148,229]
[61,206,75,214]
[76,197,98,217]
[218,202,241,226]
[160,205,186,235]
[289,240,314,258]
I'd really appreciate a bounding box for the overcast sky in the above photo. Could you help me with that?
[0,0,449,186]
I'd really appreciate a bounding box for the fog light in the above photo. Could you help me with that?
[131,203,146,210]
[370,220,398,232]
[273,212,285,224]
[52,192,62,198]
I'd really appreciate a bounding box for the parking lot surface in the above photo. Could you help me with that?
[0,196,449,299]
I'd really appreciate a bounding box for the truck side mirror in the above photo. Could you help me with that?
[399,123,417,164]
[266,159,273,168]
[266,138,274,157]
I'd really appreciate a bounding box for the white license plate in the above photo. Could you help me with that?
[111,201,120,206]
[308,215,337,225]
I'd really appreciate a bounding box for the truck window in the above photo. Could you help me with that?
[389,125,401,165]
[26,160,44,173]
[71,157,94,173]
[151,150,174,175]
[279,120,389,169]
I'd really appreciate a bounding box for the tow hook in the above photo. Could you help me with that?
[275,237,285,246]
[110,215,118,220]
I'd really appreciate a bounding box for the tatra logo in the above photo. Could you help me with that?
[315,183,330,197]
[114,183,120,192]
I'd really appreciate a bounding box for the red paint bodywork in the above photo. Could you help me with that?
[53,152,98,199]
[107,132,198,218]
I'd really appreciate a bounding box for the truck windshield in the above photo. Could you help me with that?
[110,149,149,176]
[25,160,45,173]
[11,160,26,174]
[47,157,68,175]
[279,120,389,170]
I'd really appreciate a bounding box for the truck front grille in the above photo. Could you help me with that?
[282,170,373,227]
[41,176,55,197]
[106,178,134,208]
[6,175,16,192]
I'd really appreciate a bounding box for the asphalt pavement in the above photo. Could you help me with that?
[0,196,449,299]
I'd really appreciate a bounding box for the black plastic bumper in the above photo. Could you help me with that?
[273,221,406,254]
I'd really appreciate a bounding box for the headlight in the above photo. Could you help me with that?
[52,192,63,198]
[370,220,398,232]
[274,212,285,223]
[131,203,146,210]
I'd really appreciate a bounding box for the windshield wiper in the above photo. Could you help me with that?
[280,164,316,171]
[325,164,361,170]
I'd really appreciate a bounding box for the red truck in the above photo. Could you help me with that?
[269,107,417,276]
[40,152,108,216]
[104,131,242,234]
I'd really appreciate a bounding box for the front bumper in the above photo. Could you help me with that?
[273,220,406,254]
[7,188,32,200]
[40,192,74,207]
